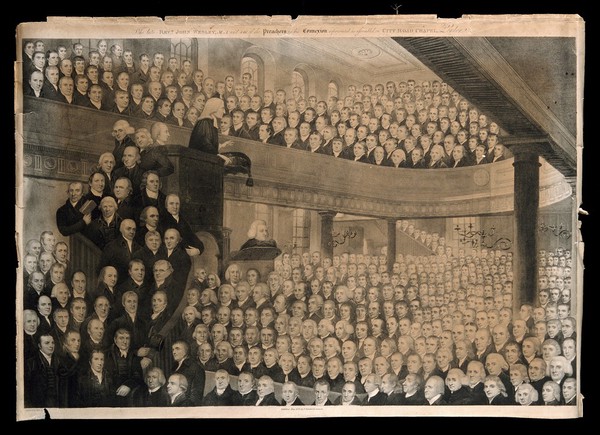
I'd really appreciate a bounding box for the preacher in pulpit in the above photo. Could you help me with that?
[230,220,282,261]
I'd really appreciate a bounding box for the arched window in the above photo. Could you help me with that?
[328,81,339,99]
[292,70,306,100]
[241,56,259,87]
[171,38,193,65]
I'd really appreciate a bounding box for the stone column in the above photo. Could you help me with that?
[319,211,336,260]
[387,219,397,272]
[222,227,232,266]
[512,145,541,308]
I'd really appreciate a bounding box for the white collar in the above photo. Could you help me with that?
[170,392,184,403]
[367,388,380,399]
[427,393,442,404]
[40,351,53,365]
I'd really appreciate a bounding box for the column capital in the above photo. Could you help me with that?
[509,143,544,161]
[318,210,337,218]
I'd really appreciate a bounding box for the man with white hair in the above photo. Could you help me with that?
[166,373,191,406]
[136,126,174,177]
[362,373,387,405]
[255,375,280,406]
[162,193,204,256]
[281,381,304,406]
[163,228,193,296]
[113,145,144,196]
[111,119,136,169]
[203,369,236,406]
[84,196,122,249]
[424,375,447,405]
[150,121,171,146]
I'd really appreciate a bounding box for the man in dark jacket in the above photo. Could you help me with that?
[56,181,92,237]
[171,340,206,406]
[97,219,141,286]
[105,329,144,406]
[203,369,237,406]
[255,375,280,406]
[235,372,259,405]
[281,381,305,406]
[362,374,389,405]
[25,334,60,408]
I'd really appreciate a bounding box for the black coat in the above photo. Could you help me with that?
[489,394,511,405]
[363,390,389,405]
[327,374,346,393]
[24,287,49,311]
[385,391,405,405]
[98,169,115,197]
[73,90,90,107]
[113,165,145,197]
[139,147,175,177]
[76,367,115,407]
[289,372,316,389]
[217,358,238,376]
[312,399,333,406]
[148,275,185,315]
[116,197,137,220]
[446,386,473,405]
[333,395,362,405]
[80,334,108,364]
[468,382,488,405]
[115,278,152,317]
[105,344,144,391]
[199,357,219,372]
[428,159,448,169]
[89,283,119,314]
[202,385,237,406]
[135,384,170,407]
[165,244,192,294]
[57,351,86,407]
[25,351,60,408]
[113,136,137,170]
[56,198,87,236]
[402,390,428,405]
[530,376,551,404]
[84,214,122,249]
[173,357,206,406]
[107,313,148,352]
[283,397,305,406]
[169,393,193,406]
[98,236,142,285]
[161,213,205,254]
[133,189,167,218]
[264,364,285,384]
[23,332,39,361]
[256,392,280,406]
[267,131,286,146]
[42,82,61,101]
[132,245,168,284]
[189,118,219,154]
[429,395,447,405]
[235,389,259,406]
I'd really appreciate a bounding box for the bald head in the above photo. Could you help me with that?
[424,375,445,400]
[120,219,136,241]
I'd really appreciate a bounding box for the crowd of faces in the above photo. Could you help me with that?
[24,39,511,169]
